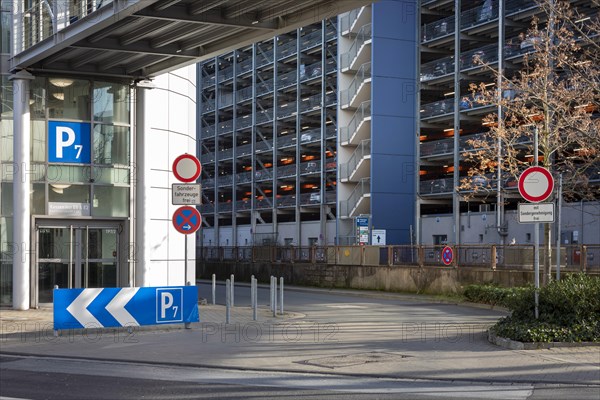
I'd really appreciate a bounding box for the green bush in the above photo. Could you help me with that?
[463,283,532,308]
[489,274,600,343]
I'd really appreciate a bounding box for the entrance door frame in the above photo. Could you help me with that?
[31,217,128,307]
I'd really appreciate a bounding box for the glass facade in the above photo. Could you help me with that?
[0,73,131,305]
[0,2,12,305]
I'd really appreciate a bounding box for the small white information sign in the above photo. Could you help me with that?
[371,229,386,246]
[172,184,202,205]
[48,202,90,217]
[518,202,555,223]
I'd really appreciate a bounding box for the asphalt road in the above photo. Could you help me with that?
[1,283,598,399]
[2,354,599,400]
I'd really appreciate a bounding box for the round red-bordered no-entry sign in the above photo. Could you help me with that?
[441,246,454,266]
[173,154,201,183]
[518,166,554,203]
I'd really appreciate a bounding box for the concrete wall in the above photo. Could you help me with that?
[145,65,197,287]
[198,261,596,295]
[421,202,600,245]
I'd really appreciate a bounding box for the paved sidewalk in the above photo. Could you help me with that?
[1,288,598,387]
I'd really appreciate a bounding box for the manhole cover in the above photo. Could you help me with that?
[297,351,411,369]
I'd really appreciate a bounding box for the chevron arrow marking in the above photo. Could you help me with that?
[66,288,103,327]
[106,288,140,327]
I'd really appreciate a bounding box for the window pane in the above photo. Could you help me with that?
[95,167,130,185]
[0,76,12,119]
[48,184,90,203]
[0,118,13,162]
[32,183,45,214]
[93,186,129,217]
[1,8,11,54]
[48,165,93,184]
[31,120,46,162]
[48,79,90,120]
[93,125,130,165]
[0,182,12,215]
[93,82,130,124]
[30,78,47,120]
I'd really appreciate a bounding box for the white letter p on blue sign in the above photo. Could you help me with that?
[48,121,91,163]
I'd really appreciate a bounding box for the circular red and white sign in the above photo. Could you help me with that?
[172,206,201,234]
[441,246,454,266]
[173,154,201,183]
[518,166,554,203]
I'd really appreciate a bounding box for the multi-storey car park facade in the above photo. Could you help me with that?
[197,0,419,248]
[197,0,599,250]
[418,0,600,246]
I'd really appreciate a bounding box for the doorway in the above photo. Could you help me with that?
[35,221,121,304]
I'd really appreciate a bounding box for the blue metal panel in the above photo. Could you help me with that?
[372,0,417,42]
[369,0,417,244]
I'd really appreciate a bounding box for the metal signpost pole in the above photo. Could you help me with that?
[556,174,563,281]
[534,129,539,319]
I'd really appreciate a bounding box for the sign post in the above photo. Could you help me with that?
[172,154,202,288]
[518,165,554,320]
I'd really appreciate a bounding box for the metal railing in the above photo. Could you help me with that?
[340,100,371,143]
[340,139,371,181]
[20,0,114,52]
[340,23,372,71]
[340,177,370,217]
[198,244,600,271]
[421,0,536,43]
[340,62,371,107]
[339,7,362,34]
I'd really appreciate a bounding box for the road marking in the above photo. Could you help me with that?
[1,357,534,399]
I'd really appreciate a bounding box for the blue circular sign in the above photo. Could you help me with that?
[172,206,201,234]
[441,246,453,266]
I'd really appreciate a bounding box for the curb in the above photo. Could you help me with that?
[488,330,600,350]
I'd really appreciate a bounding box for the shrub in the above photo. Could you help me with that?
[462,283,532,308]
[490,274,600,343]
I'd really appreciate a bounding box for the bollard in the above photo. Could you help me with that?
[250,275,255,309]
[185,281,191,329]
[212,274,216,305]
[54,285,59,337]
[230,274,235,307]
[273,277,277,317]
[270,276,274,312]
[279,277,284,315]
[225,279,231,324]
[252,277,258,321]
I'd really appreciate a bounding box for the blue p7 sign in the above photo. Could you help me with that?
[48,121,91,163]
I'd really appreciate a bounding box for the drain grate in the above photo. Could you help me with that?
[297,351,412,369]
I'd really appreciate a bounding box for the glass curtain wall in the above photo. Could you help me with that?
[0,74,131,306]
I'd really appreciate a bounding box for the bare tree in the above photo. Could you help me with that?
[460,0,600,285]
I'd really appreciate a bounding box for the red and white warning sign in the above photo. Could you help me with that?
[518,166,554,203]
[172,154,201,183]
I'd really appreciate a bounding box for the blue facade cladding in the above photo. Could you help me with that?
[371,0,417,244]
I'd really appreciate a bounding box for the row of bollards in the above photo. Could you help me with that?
[212,274,283,323]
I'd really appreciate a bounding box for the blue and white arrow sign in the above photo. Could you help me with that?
[53,286,199,330]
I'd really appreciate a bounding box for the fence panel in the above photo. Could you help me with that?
[337,246,363,266]
[496,245,534,269]
[457,245,492,268]
[391,246,419,266]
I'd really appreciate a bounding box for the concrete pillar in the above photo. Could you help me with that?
[134,82,153,287]
[10,71,34,310]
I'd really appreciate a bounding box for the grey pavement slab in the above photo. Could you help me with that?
[1,286,598,386]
